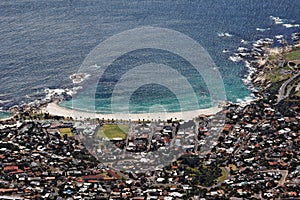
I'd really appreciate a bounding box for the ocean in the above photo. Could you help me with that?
[0,0,299,115]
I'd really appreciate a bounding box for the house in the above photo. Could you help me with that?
[3,166,18,173]
[223,124,233,133]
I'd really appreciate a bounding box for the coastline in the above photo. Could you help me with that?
[44,102,223,121]
[41,39,299,121]
[0,110,12,120]
[5,30,299,122]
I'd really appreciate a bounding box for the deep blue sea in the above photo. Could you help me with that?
[0,0,299,114]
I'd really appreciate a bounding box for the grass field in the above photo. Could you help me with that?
[285,49,300,61]
[58,128,73,137]
[97,124,128,139]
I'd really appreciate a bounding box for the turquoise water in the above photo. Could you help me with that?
[0,112,10,119]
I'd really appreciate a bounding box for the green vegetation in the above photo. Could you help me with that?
[289,78,300,95]
[268,54,276,61]
[178,155,222,187]
[97,172,110,178]
[58,128,73,137]
[14,111,66,121]
[282,64,292,70]
[268,73,290,83]
[261,48,300,109]
[47,166,57,172]
[264,48,300,85]
[266,81,283,99]
[217,167,227,183]
[264,63,293,84]
[97,124,128,139]
[285,49,300,61]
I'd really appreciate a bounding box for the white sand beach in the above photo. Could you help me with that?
[44,103,223,121]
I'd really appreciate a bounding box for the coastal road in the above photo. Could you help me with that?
[277,72,300,103]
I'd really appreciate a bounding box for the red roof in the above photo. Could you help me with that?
[87,180,99,183]
[81,175,104,181]
[132,197,144,200]
[268,161,278,166]
[0,188,18,193]
[3,166,18,172]
[251,119,258,124]
[9,169,24,174]
[223,124,232,132]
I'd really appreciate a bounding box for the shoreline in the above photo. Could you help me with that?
[44,102,223,121]
[5,31,299,122]
[0,111,12,121]
[42,40,299,121]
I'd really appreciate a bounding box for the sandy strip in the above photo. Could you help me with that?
[44,103,223,121]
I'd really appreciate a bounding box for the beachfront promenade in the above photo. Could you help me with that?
[44,103,223,121]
